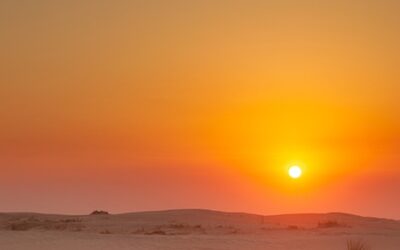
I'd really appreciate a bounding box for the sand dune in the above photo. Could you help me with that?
[1,209,399,249]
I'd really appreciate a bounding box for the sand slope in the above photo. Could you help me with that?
[1,209,399,249]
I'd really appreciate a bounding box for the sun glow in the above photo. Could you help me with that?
[288,166,302,179]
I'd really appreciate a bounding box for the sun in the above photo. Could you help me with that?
[288,166,302,179]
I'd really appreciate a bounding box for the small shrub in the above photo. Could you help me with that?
[99,229,112,234]
[145,229,166,235]
[8,223,31,231]
[168,223,185,229]
[318,220,343,228]
[287,225,299,230]
[71,226,84,232]
[132,227,145,234]
[347,240,370,250]
[229,228,239,234]
[53,224,68,230]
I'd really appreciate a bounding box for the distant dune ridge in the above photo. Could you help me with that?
[1,209,399,234]
[1,209,399,250]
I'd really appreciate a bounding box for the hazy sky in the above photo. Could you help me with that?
[1,0,399,218]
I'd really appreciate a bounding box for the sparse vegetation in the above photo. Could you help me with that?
[5,216,86,232]
[7,222,38,231]
[6,217,41,231]
[60,218,82,223]
[347,240,370,250]
[130,224,206,235]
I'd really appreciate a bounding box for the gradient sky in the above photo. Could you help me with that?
[1,0,399,218]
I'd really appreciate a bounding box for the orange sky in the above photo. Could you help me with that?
[1,1,399,218]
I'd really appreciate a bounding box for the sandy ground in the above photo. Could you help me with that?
[1,209,399,250]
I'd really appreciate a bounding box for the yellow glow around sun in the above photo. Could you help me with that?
[288,166,302,179]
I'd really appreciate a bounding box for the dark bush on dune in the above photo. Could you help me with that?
[90,210,109,215]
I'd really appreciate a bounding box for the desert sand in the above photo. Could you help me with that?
[1,209,399,250]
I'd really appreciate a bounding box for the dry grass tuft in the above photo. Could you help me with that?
[347,240,370,250]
